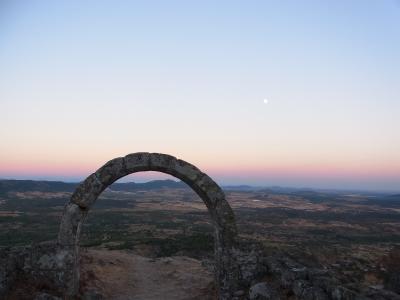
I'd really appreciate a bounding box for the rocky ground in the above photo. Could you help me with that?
[79,249,216,300]
[2,242,400,300]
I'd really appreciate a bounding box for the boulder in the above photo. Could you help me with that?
[249,282,278,300]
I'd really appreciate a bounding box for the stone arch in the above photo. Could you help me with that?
[58,152,240,299]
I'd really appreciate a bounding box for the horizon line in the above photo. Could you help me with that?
[0,176,398,194]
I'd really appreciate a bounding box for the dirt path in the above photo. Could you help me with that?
[80,249,216,300]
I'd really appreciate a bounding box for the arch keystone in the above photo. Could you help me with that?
[124,152,151,172]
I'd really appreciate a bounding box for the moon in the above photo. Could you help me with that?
[263,99,269,104]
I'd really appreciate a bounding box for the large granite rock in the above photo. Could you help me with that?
[249,282,278,299]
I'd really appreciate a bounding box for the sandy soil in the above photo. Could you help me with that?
[80,249,216,300]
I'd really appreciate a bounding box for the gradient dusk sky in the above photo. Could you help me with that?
[0,1,399,191]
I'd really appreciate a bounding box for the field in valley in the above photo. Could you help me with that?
[1,180,399,298]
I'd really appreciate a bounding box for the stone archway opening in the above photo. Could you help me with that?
[58,153,240,299]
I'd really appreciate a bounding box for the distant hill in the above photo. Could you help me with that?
[1,179,398,200]
[365,194,400,208]
[0,180,78,194]
[109,179,187,191]
[0,179,187,194]
[387,194,400,199]
[222,185,259,191]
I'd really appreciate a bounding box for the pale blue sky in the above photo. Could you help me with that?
[0,1,399,191]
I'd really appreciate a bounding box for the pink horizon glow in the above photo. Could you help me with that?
[1,161,399,177]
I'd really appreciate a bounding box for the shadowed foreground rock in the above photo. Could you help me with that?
[2,240,400,299]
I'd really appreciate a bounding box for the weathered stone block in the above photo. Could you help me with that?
[124,152,151,172]
[198,173,224,196]
[35,248,73,270]
[249,282,277,300]
[71,173,105,208]
[58,203,85,246]
[172,159,203,182]
[95,157,126,186]
[149,152,176,171]
[330,286,356,300]
[35,293,62,300]
[0,249,18,297]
